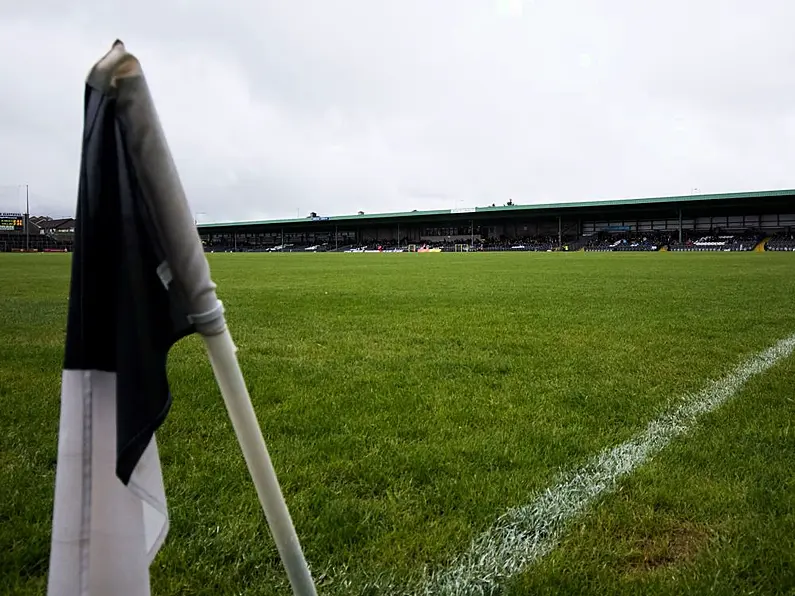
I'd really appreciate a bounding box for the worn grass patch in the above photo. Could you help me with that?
[622,522,712,574]
[1,251,794,595]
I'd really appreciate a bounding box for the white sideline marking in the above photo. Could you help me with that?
[416,333,795,596]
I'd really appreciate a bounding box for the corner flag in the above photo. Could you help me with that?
[47,41,315,595]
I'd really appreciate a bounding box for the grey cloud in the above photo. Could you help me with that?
[1,0,794,222]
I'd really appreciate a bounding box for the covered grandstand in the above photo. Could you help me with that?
[196,189,795,253]
[0,214,74,252]
[3,189,794,253]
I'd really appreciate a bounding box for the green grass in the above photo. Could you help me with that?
[508,353,795,596]
[1,252,794,595]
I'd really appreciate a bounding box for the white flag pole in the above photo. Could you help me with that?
[202,326,317,596]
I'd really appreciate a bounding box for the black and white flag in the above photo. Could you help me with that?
[47,41,223,596]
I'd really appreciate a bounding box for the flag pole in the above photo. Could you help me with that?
[201,326,317,595]
[91,39,317,595]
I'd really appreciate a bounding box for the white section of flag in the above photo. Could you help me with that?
[47,370,169,596]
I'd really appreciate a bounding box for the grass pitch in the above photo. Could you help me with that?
[1,252,794,595]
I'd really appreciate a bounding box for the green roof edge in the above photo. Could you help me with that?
[197,188,795,229]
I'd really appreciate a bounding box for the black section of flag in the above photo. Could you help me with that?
[64,81,195,484]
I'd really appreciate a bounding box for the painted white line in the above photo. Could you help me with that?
[414,332,795,596]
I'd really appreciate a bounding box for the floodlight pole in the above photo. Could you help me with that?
[25,184,29,252]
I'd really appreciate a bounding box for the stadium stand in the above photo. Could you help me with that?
[668,230,763,252]
[0,215,74,252]
[478,236,559,252]
[196,189,795,255]
[583,232,671,252]
[5,189,794,255]
[765,232,795,251]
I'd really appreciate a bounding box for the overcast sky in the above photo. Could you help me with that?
[1,1,794,223]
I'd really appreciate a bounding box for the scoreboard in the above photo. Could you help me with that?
[0,213,24,232]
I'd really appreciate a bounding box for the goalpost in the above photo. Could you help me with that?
[408,244,417,253]
[454,244,470,252]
